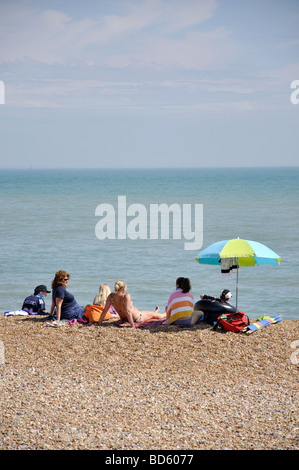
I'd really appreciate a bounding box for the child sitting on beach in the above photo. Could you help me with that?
[22,285,51,315]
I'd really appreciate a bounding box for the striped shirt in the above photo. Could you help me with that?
[166,288,194,325]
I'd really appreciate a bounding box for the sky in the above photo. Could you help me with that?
[0,0,298,169]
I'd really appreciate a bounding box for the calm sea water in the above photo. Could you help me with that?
[0,167,298,320]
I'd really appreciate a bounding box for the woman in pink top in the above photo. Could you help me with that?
[165,277,194,326]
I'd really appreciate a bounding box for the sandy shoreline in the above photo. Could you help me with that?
[0,314,298,450]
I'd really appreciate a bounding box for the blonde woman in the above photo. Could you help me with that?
[83,283,115,323]
[93,283,111,306]
[98,280,166,329]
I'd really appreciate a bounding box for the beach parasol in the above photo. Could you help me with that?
[195,238,281,311]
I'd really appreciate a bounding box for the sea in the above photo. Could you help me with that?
[0,167,298,321]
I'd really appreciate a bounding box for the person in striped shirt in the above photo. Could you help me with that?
[164,277,194,327]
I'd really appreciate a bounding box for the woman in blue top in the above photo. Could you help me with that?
[50,270,85,323]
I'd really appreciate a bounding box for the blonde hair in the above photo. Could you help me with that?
[93,283,111,305]
[114,280,127,292]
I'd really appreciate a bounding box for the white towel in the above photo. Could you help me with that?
[4,310,29,316]
[220,257,238,276]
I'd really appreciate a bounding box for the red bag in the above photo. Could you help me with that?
[214,311,249,333]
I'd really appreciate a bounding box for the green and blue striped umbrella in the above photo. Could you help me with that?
[195,238,280,310]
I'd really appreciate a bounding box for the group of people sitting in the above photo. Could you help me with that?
[20,270,236,329]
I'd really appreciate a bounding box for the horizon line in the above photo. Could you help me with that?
[0,165,299,171]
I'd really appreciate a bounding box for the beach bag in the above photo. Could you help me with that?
[213,311,249,333]
[83,304,111,323]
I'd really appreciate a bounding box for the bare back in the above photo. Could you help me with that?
[109,292,139,321]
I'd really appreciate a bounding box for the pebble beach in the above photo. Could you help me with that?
[0,314,298,451]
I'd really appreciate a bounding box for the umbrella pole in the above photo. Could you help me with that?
[236,262,239,312]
